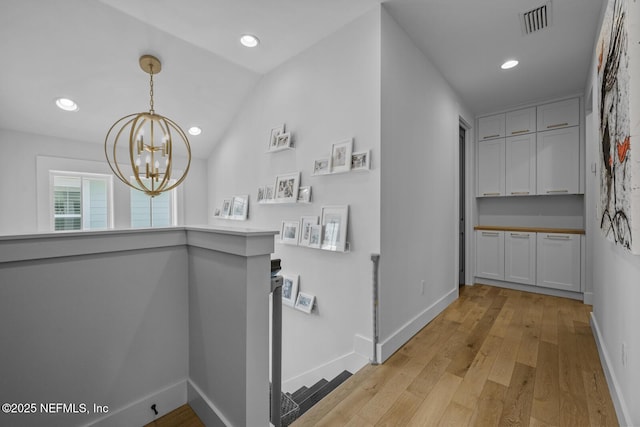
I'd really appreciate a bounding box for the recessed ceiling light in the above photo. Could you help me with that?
[55,97,79,112]
[501,59,519,70]
[188,126,202,136]
[240,34,259,48]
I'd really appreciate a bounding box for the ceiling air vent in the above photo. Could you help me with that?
[520,1,552,35]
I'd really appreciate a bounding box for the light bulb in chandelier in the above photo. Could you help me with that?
[104,55,191,197]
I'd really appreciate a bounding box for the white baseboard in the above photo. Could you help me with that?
[583,291,594,305]
[282,350,369,393]
[187,380,232,427]
[590,313,632,426]
[86,379,187,427]
[378,287,458,363]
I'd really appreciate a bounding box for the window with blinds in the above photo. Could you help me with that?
[130,178,176,228]
[51,172,112,231]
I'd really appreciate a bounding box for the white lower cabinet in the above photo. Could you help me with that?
[476,229,582,293]
[536,233,581,292]
[505,232,536,285]
[475,230,504,280]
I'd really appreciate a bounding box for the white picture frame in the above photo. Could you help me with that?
[264,185,274,203]
[274,172,300,203]
[295,292,315,314]
[257,186,265,203]
[330,139,353,174]
[308,225,322,248]
[313,159,330,176]
[221,199,232,218]
[299,216,319,246]
[230,195,249,220]
[297,186,312,203]
[321,205,349,252]
[351,150,371,171]
[268,124,285,151]
[275,132,293,150]
[281,274,299,307]
[280,220,300,245]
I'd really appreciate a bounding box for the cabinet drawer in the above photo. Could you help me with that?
[537,98,579,131]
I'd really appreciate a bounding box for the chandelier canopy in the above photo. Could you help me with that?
[105,55,191,197]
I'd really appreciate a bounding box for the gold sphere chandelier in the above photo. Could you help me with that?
[105,55,191,197]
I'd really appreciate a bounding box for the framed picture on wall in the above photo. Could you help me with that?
[330,139,353,174]
[313,159,330,176]
[230,195,249,220]
[274,172,300,203]
[297,186,312,203]
[295,292,315,314]
[264,185,274,203]
[268,124,285,151]
[280,220,300,245]
[221,199,232,218]
[351,150,371,171]
[308,225,322,248]
[281,274,299,307]
[299,216,319,246]
[321,205,349,252]
[275,132,293,150]
[257,187,265,203]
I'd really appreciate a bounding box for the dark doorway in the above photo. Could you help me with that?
[459,126,466,287]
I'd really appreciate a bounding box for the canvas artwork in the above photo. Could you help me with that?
[597,0,640,253]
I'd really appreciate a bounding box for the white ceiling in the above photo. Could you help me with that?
[0,0,604,159]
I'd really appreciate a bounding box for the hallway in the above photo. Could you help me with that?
[293,285,618,426]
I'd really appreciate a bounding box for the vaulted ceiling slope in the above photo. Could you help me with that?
[0,0,604,158]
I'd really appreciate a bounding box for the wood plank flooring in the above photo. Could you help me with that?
[143,404,204,427]
[293,285,618,427]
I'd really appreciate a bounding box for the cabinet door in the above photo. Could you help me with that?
[505,232,536,285]
[477,139,505,197]
[475,230,505,280]
[537,98,579,131]
[478,114,505,140]
[536,126,580,195]
[536,233,581,291]
[506,133,536,196]
[506,107,536,136]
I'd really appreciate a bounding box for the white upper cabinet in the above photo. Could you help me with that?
[478,114,505,140]
[537,98,579,131]
[477,138,505,197]
[536,126,580,195]
[505,133,536,196]
[505,107,536,136]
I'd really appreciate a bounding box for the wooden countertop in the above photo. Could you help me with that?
[474,225,585,235]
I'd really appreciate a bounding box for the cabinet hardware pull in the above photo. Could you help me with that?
[547,122,569,129]
[482,232,500,236]
[511,130,530,134]
[510,233,529,237]
[511,191,529,195]
[483,192,501,196]
[483,134,500,139]
[546,189,568,193]
[546,234,570,239]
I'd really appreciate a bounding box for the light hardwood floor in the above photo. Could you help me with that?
[293,284,618,427]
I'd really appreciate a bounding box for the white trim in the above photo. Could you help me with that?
[590,313,633,426]
[583,291,594,305]
[474,277,584,301]
[85,379,187,427]
[187,379,233,427]
[282,350,368,393]
[378,287,458,362]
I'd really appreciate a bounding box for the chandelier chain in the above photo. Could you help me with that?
[149,66,155,114]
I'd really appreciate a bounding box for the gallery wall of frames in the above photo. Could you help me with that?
[213,123,371,314]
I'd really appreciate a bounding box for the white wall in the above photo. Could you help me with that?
[0,129,208,235]
[378,8,473,360]
[207,8,381,389]
[587,1,640,425]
